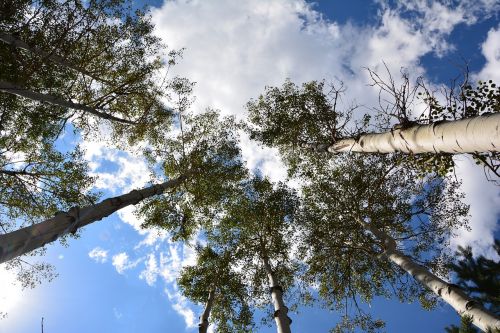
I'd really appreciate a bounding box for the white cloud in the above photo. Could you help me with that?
[81,143,151,195]
[0,266,22,316]
[165,285,197,328]
[111,252,140,274]
[475,25,500,83]
[451,156,500,259]
[139,254,159,286]
[159,241,197,284]
[88,247,108,263]
[113,307,123,320]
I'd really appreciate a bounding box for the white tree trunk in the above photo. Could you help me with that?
[0,32,110,84]
[360,220,500,332]
[0,175,187,264]
[261,253,292,333]
[199,288,215,333]
[303,113,500,154]
[0,80,137,125]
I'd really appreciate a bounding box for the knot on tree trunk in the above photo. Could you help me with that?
[273,309,293,325]
[129,189,145,204]
[383,237,396,251]
[67,206,81,234]
[269,285,284,294]
[465,300,478,310]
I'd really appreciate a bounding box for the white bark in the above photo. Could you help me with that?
[0,80,137,125]
[359,220,500,332]
[0,175,187,264]
[0,32,110,84]
[262,253,292,333]
[303,113,500,154]
[199,288,215,333]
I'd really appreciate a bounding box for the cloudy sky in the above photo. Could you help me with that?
[1,1,499,332]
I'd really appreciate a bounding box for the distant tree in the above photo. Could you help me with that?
[445,240,500,333]
[178,246,254,333]
[446,315,480,333]
[211,177,300,333]
[450,240,500,314]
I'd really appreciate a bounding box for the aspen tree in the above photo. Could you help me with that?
[298,153,499,332]
[247,79,500,179]
[212,178,300,333]
[178,246,254,333]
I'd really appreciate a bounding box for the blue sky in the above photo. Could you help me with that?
[1,1,500,332]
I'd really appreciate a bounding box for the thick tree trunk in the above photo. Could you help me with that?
[359,219,500,332]
[0,32,110,84]
[198,288,215,333]
[302,113,500,154]
[0,80,137,125]
[0,175,187,264]
[261,252,292,333]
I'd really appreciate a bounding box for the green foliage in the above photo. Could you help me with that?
[207,176,302,324]
[416,78,500,179]
[178,246,254,333]
[331,314,385,333]
[0,0,176,293]
[138,110,246,241]
[247,80,361,178]
[296,152,468,329]
[247,80,348,148]
[419,80,500,122]
[1,0,177,144]
[247,75,500,180]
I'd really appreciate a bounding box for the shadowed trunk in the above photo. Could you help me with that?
[358,218,500,332]
[0,175,188,264]
[199,288,216,333]
[261,247,292,333]
[302,113,500,154]
[0,80,137,125]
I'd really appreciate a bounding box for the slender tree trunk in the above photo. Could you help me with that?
[0,32,110,84]
[0,175,187,264]
[199,288,216,333]
[261,251,292,333]
[0,80,137,125]
[358,219,500,332]
[302,113,500,154]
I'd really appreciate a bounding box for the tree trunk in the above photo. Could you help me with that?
[199,288,216,333]
[359,219,500,332]
[0,80,137,125]
[261,252,292,333]
[0,32,110,84]
[302,113,500,154]
[0,175,187,264]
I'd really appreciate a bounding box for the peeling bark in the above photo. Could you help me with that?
[0,32,110,84]
[359,219,500,332]
[0,80,137,125]
[198,288,215,333]
[302,113,500,154]
[0,175,187,264]
[261,252,292,333]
